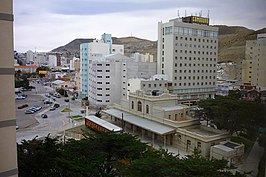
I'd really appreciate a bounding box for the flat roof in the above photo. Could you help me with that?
[103,108,175,135]
[224,142,239,149]
[185,127,220,136]
[160,105,185,111]
[85,116,122,132]
[213,144,233,152]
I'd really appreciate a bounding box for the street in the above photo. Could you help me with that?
[16,83,84,143]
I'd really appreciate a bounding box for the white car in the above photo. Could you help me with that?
[16,95,26,100]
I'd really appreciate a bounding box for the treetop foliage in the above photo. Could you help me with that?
[197,96,266,137]
[18,132,247,177]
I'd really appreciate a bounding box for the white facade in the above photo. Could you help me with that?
[87,54,126,107]
[87,53,157,107]
[48,55,57,67]
[131,52,154,62]
[80,40,110,97]
[111,44,124,55]
[157,17,218,102]
[127,75,170,99]
[26,50,34,63]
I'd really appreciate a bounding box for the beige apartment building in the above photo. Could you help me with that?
[157,16,218,104]
[242,34,266,88]
[0,0,18,176]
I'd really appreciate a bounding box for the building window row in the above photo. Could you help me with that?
[163,26,218,39]
[175,43,217,49]
[176,50,216,55]
[177,75,215,80]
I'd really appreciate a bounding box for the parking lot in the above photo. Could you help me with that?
[15,90,45,129]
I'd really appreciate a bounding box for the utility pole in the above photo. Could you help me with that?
[121,113,124,131]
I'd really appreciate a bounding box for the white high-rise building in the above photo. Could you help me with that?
[80,34,124,98]
[87,53,157,107]
[157,16,218,103]
[26,50,34,63]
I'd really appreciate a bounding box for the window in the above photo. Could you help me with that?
[146,105,149,114]
[178,135,181,144]
[106,70,110,72]
[131,101,134,109]
[197,142,201,149]
[106,82,110,84]
[106,88,110,90]
[137,101,142,112]
[106,76,110,78]
[106,64,110,66]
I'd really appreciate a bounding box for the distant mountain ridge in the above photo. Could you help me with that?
[51,25,266,62]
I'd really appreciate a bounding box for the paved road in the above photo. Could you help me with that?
[16,83,85,143]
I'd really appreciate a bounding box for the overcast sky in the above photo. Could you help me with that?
[14,0,266,52]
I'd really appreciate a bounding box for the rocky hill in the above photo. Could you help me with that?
[51,26,266,62]
[216,25,266,62]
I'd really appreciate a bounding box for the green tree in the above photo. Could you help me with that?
[198,96,266,137]
[18,132,247,177]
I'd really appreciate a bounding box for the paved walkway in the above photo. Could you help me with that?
[236,140,264,177]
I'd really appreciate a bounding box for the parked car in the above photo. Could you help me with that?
[43,99,53,104]
[54,103,60,108]
[50,106,56,111]
[17,104,29,109]
[16,95,26,100]
[41,114,48,118]
[32,105,42,111]
[64,99,69,102]
[24,109,34,114]
[29,107,38,112]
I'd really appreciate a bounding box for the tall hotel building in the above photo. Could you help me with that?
[157,16,218,103]
[0,0,18,176]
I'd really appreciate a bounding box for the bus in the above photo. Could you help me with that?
[85,116,122,133]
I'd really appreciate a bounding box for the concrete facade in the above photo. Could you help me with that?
[0,0,18,176]
[87,54,157,108]
[210,141,244,166]
[104,90,229,157]
[80,34,124,98]
[157,17,218,103]
[242,35,266,88]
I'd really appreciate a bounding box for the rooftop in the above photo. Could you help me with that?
[103,108,175,135]
[160,105,186,111]
[184,126,221,136]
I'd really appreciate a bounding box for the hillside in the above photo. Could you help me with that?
[51,26,266,62]
[51,38,94,57]
[112,37,157,58]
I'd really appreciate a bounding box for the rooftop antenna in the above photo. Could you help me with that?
[177,10,180,18]
[208,9,210,18]
[185,10,186,17]
[199,10,202,17]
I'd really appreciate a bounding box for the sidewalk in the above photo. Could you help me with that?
[237,141,264,177]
